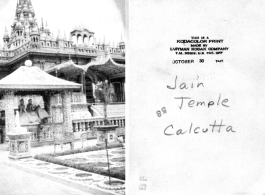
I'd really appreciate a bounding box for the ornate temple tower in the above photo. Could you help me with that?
[57,31,64,49]
[30,24,40,48]
[6,0,38,49]
[119,35,125,53]
[3,27,10,45]
[0,0,125,71]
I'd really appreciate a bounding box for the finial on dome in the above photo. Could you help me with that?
[4,26,8,33]
[63,32,67,41]
[41,18,44,30]
[3,27,9,39]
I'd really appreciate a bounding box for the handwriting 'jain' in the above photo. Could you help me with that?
[167,75,204,90]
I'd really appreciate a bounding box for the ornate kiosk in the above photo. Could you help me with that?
[0,60,82,149]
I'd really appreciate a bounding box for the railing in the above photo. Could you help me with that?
[111,93,125,103]
[72,116,125,132]
[26,115,125,142]
[51,92,87,105]
[1,116,125,143]
[25,123,63,142]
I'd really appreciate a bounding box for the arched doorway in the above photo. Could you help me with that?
[85,76,94,103]
[77,34,82,45]
[83,35,89,45]
[72,35,77,45]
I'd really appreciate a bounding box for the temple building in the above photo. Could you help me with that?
[0,0,125,144]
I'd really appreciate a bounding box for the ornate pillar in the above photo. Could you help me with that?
[61,90,72,132]
[83,71,86,96]
[4,91,15,142]
[80,72,84,93]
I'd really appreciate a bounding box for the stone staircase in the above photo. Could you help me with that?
[91,104,125,117]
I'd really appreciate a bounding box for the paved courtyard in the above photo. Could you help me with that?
[0,140,125,195]
[0,162,94,195]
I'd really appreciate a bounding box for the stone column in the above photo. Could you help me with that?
[82,71,86,95]
[80,72,84,93]
[61,91,72,132]
[4,91,15,142]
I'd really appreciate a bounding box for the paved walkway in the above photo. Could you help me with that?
[0,162,94,195]
[0,140,106,195]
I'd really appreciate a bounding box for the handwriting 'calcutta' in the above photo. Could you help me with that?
[164,120,235,136]
[162,74,234,136]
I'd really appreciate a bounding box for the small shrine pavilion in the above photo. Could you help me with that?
[0,60,82,143]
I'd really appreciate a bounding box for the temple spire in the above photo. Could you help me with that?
[63,32,67,41]
[4,26,8,35]
[41,18,44,31]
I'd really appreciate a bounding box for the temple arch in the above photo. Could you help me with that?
[72,35,77,45]
[83,35,89,45]
[77,34,82,45]
[89,35,93,47]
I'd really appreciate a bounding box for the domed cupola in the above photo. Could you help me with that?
[24,23,30,34]
[44,21,51,34]
[13,17,18,25]
[28,13,33,22]
[19,14,25,23]
[51,33,56,42]
[30,24,39,35]
[3,27,9,39]
[17,7,22,14]
[40,32,46,40]
[16,21,23,29]
[23,3,29,13]
[45,34,51,41]
[57,30,63,41]
[119,34,125,49]
[119,40,125,47]
[17,2,22,14]
[63,32,67,41]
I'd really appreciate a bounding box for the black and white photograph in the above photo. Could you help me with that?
[0,0,125,194]
[3,0,265,195]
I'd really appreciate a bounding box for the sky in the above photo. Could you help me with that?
[0,0,125,47]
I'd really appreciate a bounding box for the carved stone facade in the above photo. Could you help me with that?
[0,0,125,80]
[4,91,15,136]
[7,132,32,159]
[62,91,72,132]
